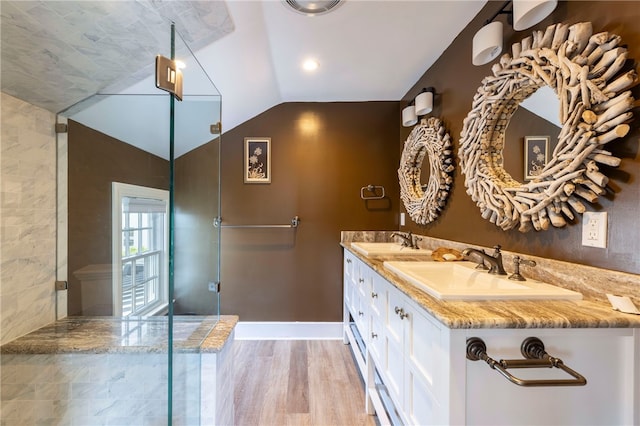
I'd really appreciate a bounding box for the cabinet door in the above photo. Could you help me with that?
[354,262,371,336]
[369,316,384,367]
[370,274,385,321]
[343,251,354,283]
[385,285,405,347]
[383,285,408,408]
[406,300,441,389]
[343,252,356,316]
[405,365,437,426]
[384,328,404,407]
[355,291,368,338]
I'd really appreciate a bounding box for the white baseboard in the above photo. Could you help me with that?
[234,321,344,340]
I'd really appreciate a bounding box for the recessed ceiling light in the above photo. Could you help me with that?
[302,59,319,72]
[175,60,186,69]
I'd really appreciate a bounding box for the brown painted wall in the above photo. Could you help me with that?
[401,1,640,274]
[68,120,169,315]
[219,102,400,321]
[174,139,221,315]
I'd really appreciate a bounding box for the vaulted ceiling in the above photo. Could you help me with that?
[1,0,487,157]
[1,0,233,112]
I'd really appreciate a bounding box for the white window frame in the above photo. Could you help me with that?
[112,182,170,317]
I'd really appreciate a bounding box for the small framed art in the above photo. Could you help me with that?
[244,137,271,183]
[524,136,549,180]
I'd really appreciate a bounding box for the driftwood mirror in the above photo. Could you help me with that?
[459,22,636,232]
[399,117,454,225]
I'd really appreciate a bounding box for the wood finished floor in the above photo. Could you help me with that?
[234,340,377,426]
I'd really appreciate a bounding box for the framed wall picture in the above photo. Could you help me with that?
[244,137,271,183]
[524,136,549,180]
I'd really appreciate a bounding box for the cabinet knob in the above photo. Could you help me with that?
[358,311,364,316]
[359,278,364,283]
[347,259,352,264]
[371,292,378,298]
[371,332,378,339]
[394,306,409,320]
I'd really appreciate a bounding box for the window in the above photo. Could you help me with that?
[112,183,169,317]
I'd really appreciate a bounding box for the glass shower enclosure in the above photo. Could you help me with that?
[56,23,221,424]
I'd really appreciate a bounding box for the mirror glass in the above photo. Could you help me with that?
[504,86,561,182]
[416,147,433,193]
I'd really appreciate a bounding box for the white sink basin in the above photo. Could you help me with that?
[351,242,432,258]
[383,261,582,301]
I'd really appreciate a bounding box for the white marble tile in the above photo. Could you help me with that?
[1,93,57,345]
[35,383,71,400]
[1,1,234,112]
[1,383,35,400]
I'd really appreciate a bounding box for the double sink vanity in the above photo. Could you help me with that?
[354,241,581,301]
[342,232,640,426]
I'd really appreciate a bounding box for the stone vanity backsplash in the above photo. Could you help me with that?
[342,231,640,307]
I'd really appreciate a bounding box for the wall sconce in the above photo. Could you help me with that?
[472,1,511,66]
[473,21,504,66]
[472,0,557,66]
[513,0,557,31]
[402,101,417,127]
[415,87,435,116]
[402,87,436,127]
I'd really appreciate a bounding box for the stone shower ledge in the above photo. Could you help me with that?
[1,315,238,355]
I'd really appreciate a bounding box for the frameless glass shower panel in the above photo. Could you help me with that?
[171,24,223,319]
[62,92,173,318]
[170,27,223,425]
[56,20,222,424]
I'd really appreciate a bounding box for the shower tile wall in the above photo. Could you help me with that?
[0,352,211,425]
[1,92,57,345]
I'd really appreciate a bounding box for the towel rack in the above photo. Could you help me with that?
[466,337,587,387]
[360,184,386,200]
[213,216,300,229]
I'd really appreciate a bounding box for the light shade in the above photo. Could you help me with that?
[513,0,557,31]
[472,21,503,66]
[415,89,434,116]
[402,105,417,127]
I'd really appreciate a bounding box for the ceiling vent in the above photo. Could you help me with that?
[283,0,343,16]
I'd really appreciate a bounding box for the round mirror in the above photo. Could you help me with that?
[459,22,635,232]
[399,117,454,225]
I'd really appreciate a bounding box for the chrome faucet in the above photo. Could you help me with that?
[390,231,419,249]
[462,245,507,275]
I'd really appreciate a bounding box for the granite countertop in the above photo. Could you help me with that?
[1,315,238,355]
[342,243,640,329]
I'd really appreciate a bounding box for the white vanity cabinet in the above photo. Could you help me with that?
[344,252,443,426]
[343,250,640,426]
[382,282,442,426]
[343,250,374,375]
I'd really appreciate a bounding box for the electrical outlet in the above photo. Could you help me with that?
[582,211,607,248]
[400,212,405,226]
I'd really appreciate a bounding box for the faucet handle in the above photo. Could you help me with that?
[492,245,502,255]
[518,256,536,268]
[509,256,537,281]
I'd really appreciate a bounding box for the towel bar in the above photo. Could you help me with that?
[466,337,587,387]
[360,185,386,200]
[213,216,300,229]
